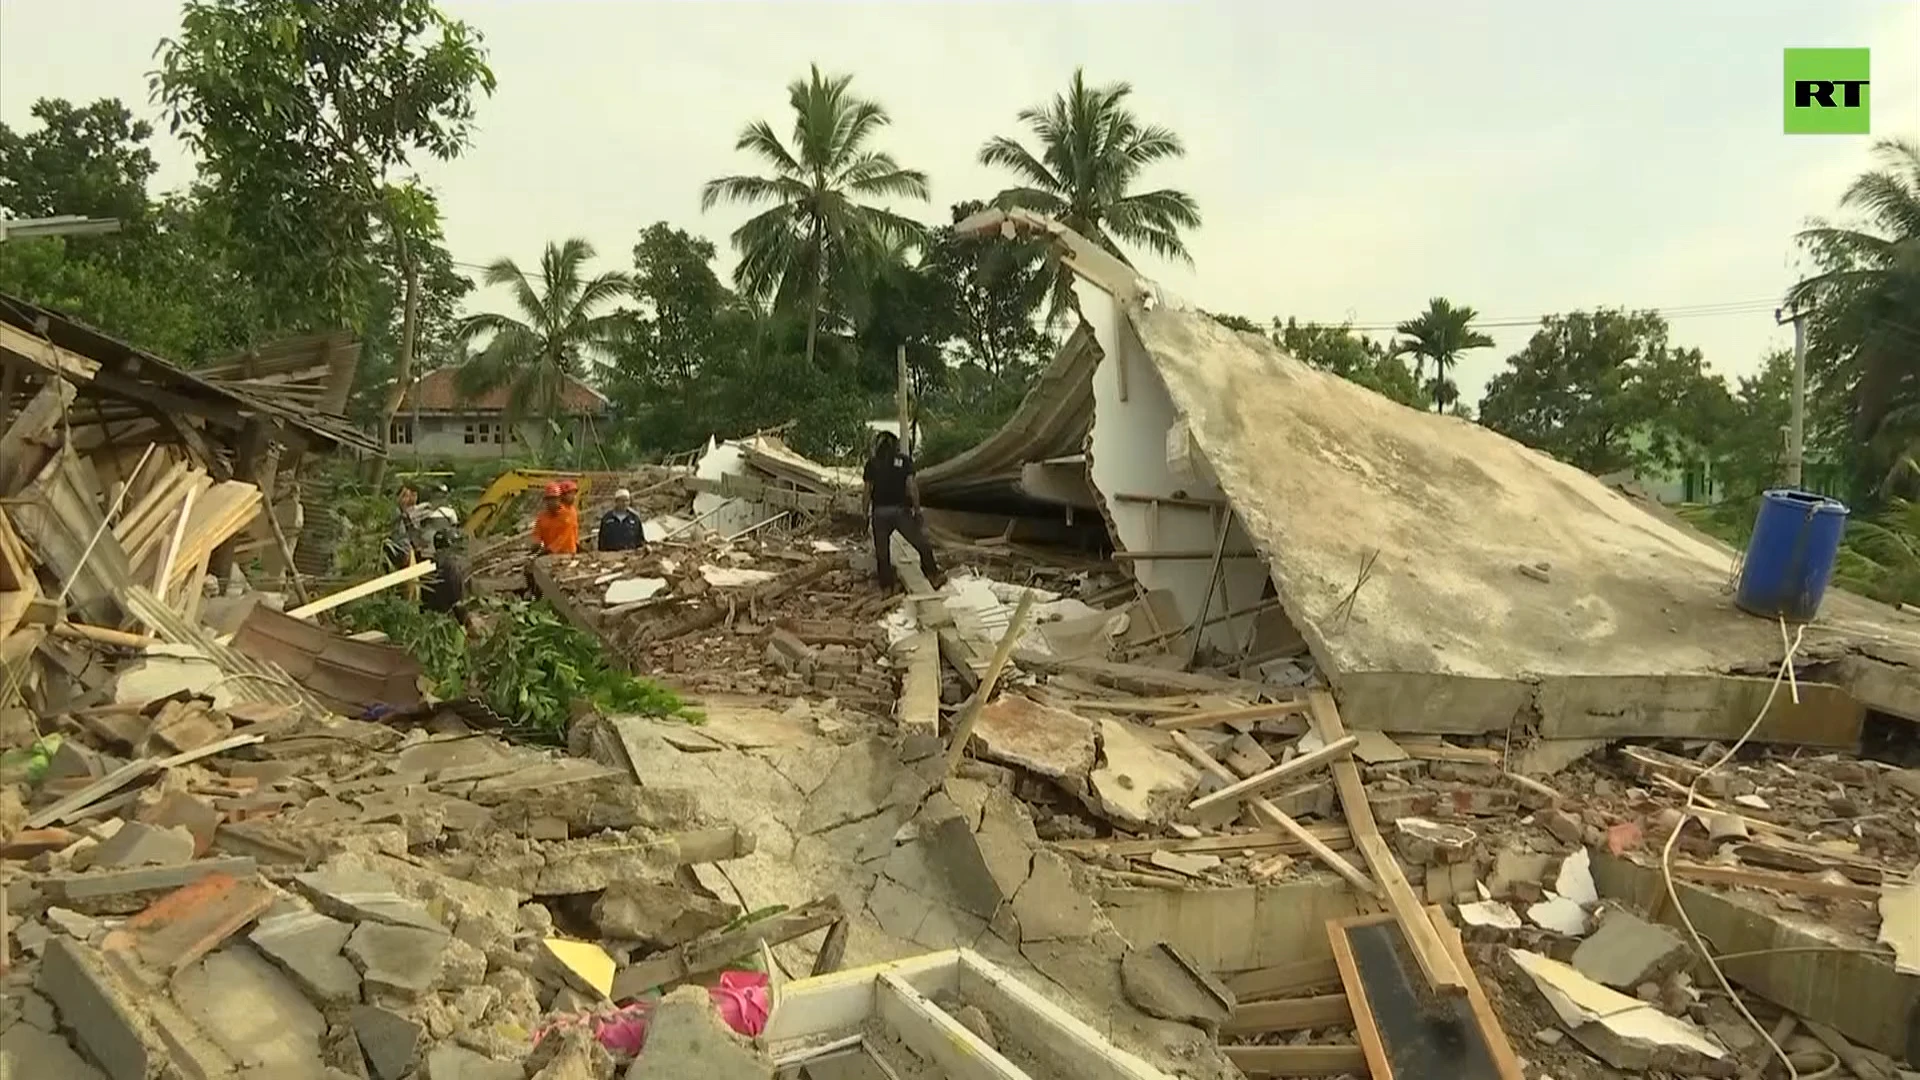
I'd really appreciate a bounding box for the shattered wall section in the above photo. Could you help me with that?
[1076,279,1285,660]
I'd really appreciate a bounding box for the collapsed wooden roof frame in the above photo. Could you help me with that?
[0,291,382,466]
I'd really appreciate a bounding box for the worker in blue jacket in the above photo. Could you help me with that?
[596,488,646,552]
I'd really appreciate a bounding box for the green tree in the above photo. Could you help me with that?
[1393,298,1496,412]
[1787,137,1920,501]
[0,99,270,363]
[1478,309,1719,475]
[701,65,929,369]
[152,0,494,332]
[0,97,157,226]
[453,239,631,434]
[979,68,1200,320]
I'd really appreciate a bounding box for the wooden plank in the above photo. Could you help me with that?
[610,896,842,1001]
[1223,956,1343,1001]
[1110,549,1264,561]
[25,760,161,828]
[1222,994,1351,1036]
[1327,908,1524,1080]
[1188,736,1356,813]
[875,972,1027,1080]
[1054,823,1350,859]
[944,590,1036,778]
[1169,731,1378,897]
[954,952,1177,1080]
[1310,690,1466,995]
[1151,699,1308,730]
[1668,862,1884,902]
[0,382,77,496]
[283,561,436,620]
[1222,1045,1368,1077]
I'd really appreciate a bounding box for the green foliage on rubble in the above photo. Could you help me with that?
[336,594,470,699]
[335,595,696,742]
[470,599,697,742]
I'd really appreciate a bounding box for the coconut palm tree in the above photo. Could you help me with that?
[701,65,929,369]
[452,238,631,432]
[1788,137,1920,497]
[1393,298,1496,412]
[978,68,1201,320]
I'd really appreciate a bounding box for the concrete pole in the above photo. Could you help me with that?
[1776,306,1808,489]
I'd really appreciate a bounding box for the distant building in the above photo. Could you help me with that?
[392,367,609,459]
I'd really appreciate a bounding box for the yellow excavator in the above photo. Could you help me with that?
[463,469,618,537]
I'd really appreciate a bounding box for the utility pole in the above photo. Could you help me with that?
[1775,304,1808,489]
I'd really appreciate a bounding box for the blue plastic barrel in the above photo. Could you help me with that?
[1735,489,1849,622]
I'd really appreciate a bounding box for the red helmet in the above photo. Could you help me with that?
[543,482,564,497]
[558,479,579,493]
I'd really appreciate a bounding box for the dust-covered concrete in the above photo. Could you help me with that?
[1123,301,1920,735]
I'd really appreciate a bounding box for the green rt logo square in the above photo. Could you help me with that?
[1785,48,1870,134]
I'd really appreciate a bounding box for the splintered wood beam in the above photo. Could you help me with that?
[1309,689,1466,995]
[1169,731,1379,897]
[1187,736,1356,813]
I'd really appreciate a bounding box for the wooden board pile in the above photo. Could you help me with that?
[933,648,1920,1078]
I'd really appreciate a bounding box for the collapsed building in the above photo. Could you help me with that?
[2,206,1919,1080]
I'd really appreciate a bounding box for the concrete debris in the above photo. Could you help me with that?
[1119,941,1235,1034]
[1570,909,1691,989]
[352,1004,424,1080]
[173,945,328,1075]
[345,922,450,998]
[625,986,771,1079]
[968,694,1097,782]
[251,911,364,1003]
[1508,948,1727,1071]
[1879,878,1920,976]
[294,866,447,932]
[1089,718,1199,829]
[90,821,195,869]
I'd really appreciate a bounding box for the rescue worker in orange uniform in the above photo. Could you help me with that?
[532,482,579,555]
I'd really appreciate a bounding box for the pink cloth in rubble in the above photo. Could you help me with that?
[532,970,770,1055]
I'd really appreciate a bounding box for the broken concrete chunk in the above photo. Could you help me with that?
[173,945,328,1076]
[1526,896,1590,937]
[251,911,363,1004]
[625,985,771,1080]
[1508,948,1726,1072]
[1488,846,1552,899]
[1555,847,1599,908]
[1878,880,1920,976]
[1010,849,1099,943]
[1571,911,1691,990]
[427,1043,523,1080]
[969,695,1097,782]
[353,1004,424,1080]
[37,938,152,1080]
[1393,817,1477,865]
[1089,719,1199,829]
[1147,850,1221,877]
[591,881,737,948]
[1118,941,1234,1034]
[1458,900,1523,930]
[0,1021,109,1080]
[346,922,450,999]
[89,821,194,869]
[294,866,444,932]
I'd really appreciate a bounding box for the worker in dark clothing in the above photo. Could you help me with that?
[384,484,422,573]
[863,431,944,592]
[596,488,645,552]
[422,531,468,627]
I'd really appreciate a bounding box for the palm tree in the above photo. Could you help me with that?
[453,238,631,433]
[979,68,1201,320]
[702,65,929,369]
[1393,298,1496,412]
[1788,137,1920,497]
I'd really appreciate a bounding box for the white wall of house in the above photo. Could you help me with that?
[388,414,597,460]
[1077,280,1273,656]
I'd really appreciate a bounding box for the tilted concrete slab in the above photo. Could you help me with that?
[945,209,1920,742]
[1126,305,1920,738]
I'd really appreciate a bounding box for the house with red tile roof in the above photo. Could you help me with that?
[392,367,610,459]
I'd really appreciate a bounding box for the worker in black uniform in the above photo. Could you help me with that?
[422,530,469,628]
[862,431,944,592]
[384,484,423,573]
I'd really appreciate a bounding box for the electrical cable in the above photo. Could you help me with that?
[1658,616,1808,1080]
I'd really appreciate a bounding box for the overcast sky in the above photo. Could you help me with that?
[3,1,1917,404]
